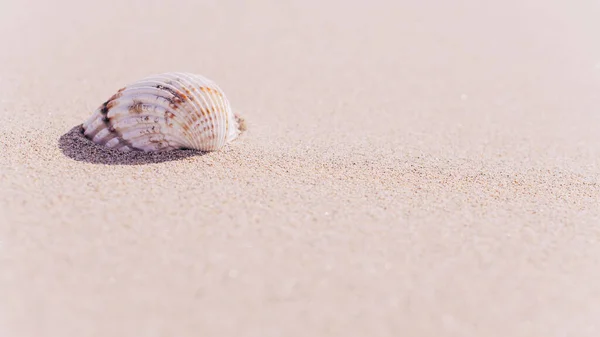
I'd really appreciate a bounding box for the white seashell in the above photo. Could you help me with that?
[82,72,246,152]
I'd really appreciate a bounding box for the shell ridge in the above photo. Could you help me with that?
[115,82,195,149]
[157,73,208,150]
[84,99,135,150]
[131,77,202,149]
[187,73,228,151]
[191,73,237,146]
[108,97,185,131]
[103,94,188,150]
[192,75,224,148]
[126,130,180,152]
[177,73,219,151]
[185,73,220,150]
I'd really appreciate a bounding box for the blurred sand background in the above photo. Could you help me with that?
[1,0,600,336]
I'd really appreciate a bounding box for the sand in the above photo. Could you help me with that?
[1,0,600,336]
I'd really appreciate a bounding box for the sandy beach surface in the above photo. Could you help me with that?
[1,0,600,336]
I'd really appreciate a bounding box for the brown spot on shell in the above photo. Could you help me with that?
[100,102,109,115]
[106,100,118,110]
[100,88,123,115]
[156,84,188,104]
[184,88,194,100]
[129,100,144,114]
[164,111,176,127]
[199,87,223,97]
[108,91,124,102]
[93,98,135,150]
[163,96,181,110]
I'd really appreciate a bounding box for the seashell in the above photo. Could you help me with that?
[82,72,246,152]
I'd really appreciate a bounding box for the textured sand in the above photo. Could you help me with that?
[1,0,600,336]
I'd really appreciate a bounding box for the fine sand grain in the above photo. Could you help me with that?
[1,0,600,336]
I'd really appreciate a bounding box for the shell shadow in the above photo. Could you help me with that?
[58,125,204,165]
